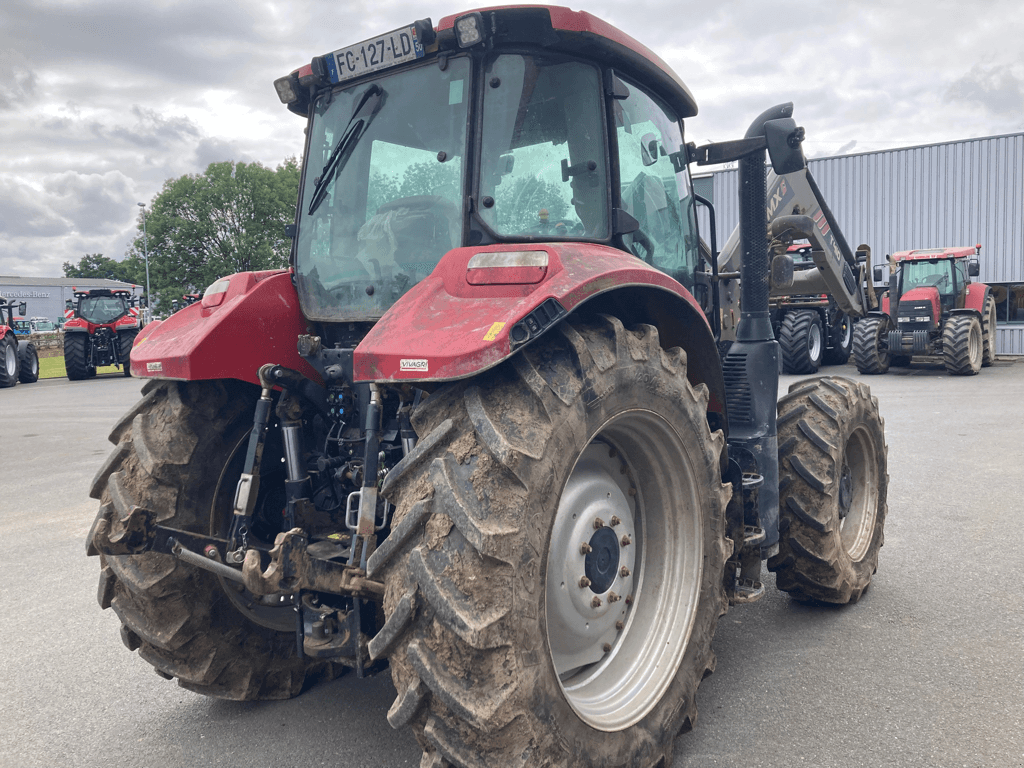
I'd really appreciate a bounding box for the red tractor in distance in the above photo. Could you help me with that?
[0,296,40,387]
[853,245,996,375]
[86,8,890,768]
[63,288,141,380]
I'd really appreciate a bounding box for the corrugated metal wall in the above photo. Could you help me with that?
[694,132,1024,354]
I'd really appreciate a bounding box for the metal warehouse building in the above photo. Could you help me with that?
[695,131,1024,355]
[0,277,142,325]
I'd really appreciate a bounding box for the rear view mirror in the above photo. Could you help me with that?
[764,117,805,175]
[873,265,884,282]
[19,302,27,315]
[968,261,980,277]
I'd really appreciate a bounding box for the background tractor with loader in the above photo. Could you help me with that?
[87,8,889,768]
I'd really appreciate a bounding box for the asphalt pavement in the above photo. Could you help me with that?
[1,360,1021,768]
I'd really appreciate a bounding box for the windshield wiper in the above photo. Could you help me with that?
[307,84,386,216]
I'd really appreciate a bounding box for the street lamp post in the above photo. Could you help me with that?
[137,202,151,322]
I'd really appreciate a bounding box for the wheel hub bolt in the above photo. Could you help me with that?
[625,594,633,606]
[615,620,624,631]
[608,592,621,603]
[620,566,631,577]
[580,542,593,555]
[593,517,605,529]
[579,576,592,588]
[609,515,621,527]
[603,643,612,652]
[591,596,602,608]
[621,534,631,547]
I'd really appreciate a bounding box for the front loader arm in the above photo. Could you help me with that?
[716,166,870,325]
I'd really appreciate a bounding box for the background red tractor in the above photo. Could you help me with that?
[0,297,40,387]
[63,288,141,380]
[854,245,996,375]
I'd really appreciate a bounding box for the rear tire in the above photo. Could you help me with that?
[370,315,731,768]
[852,316,890,374]
[779,310,823,374]
[942,315,982,375]
[87,380,346,699]
[18,341,39,383]
[118,329,137,377]
[981,295,997,366]
[769,377,888,604]
[822,313,853,366]
[0,334,19,387]
[64,333,90,380]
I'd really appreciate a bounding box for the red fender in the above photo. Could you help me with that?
[354,242,709,383]
[963,282,990,314]
[129,270,319,384]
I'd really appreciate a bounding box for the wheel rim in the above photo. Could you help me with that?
[3,344,15,377]
[808,323,822,361]
[838,425,879,561]
[545,410,704,731]
[839,320,852,348]
[969,321,981,364]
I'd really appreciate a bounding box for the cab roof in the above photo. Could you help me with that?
[288,5,697,119]
[892,246,979,263]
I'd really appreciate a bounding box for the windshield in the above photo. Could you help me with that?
[79,296,127,324]
[295,57,471,322]
[478,55,608,239]
[900,260,954,297]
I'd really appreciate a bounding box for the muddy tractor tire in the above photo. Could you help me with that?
[65,332,90,380]
[769,377,888,604]
[87,380,346,699]
[0,333,19,388]
[18,341,39,383]
[369,315,731,768]
[942,315,982,375]
[981,295,997,367]
[118,329,138,377]
[852,316,890,375]
[779,310,823,374]
[822,313,853,366]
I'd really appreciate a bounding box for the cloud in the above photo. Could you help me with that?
[945,63,1024,119]
[0,50,37,110]
[0,177,71,238]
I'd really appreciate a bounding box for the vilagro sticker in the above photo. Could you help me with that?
[400,358,428,372]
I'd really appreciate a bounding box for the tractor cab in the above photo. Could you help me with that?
[276,7,704,331]
[72,289,134,326]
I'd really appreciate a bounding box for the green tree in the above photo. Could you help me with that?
[128,158,300,309]
[63,253,145,285]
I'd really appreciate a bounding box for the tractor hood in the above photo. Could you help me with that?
[897,286,940,327]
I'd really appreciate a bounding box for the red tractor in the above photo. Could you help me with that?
[63,288,141,380]
[87,8,889,767]
[854,245,996,375]
[0,297,40,387]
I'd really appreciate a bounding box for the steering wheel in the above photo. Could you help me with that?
[629,229,656,265]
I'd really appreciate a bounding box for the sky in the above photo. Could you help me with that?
[1,0,1022,278]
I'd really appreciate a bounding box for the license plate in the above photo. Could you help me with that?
[325,25,426,84]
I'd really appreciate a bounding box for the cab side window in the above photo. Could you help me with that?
[613,78,699,290]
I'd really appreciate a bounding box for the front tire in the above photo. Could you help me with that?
[0,333,19,387]
[822,313,853,366]
[118,329,138,377]
[64,333,90,380]
[852,316,890,374]
[942,315,982,375]
[779,310,823,374]
[769,377,888,603]
[369,316,731,768]
[981,295,997,366]
[87,380,345,699]
[18,341,39,383]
